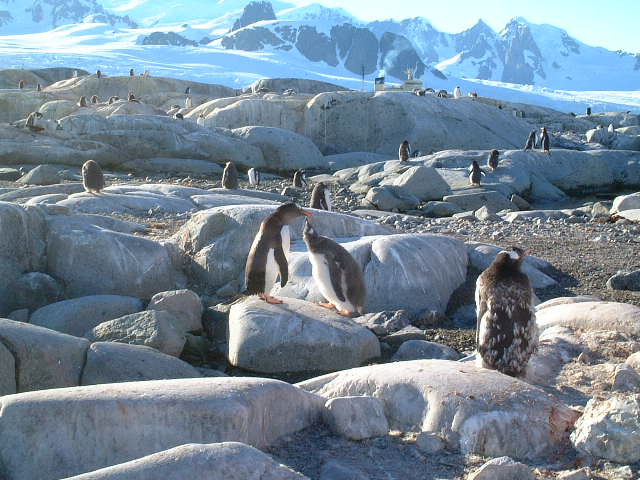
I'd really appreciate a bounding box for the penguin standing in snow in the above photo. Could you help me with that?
[222,161,239,189]
[398,140,411,162]
[524,130,536,150]
[248,167,261,187]
[468,160,486,186]
[540,127,550,153]
[303,218,366,316]
[487,149,500,172]
[453,86,462,99]
[310,182,332,211]
[245,202,312,304]
[607,123,615,133]
[293,169,307,188]
[475,246,537,377]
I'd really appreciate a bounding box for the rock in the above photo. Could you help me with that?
[443,191,516,213]
[474,206,501,222]
[326,152,391,170]
[535,296,601,311]
[57,189,196,215]
[503,209,569,222]
[611,192,640,214]
[571,394,640,464]
[354,310,410,335]
[612,364,640,393]
[537,301,640,335]
[191,193,279,209]
[626,351,640,370]
[382,326,428,347]
[30,295,144,337]
[0,167,21,181]
[391,340,460,361]
[0,378,322,480]
[298,360,579,459]
[510,194,530,210]
[467,456,535,480]
[231,126,325,172]
[363,185,420,211]
[323,396,389,441]
[0,318,88,392]
[47,215,181,299]
[25,193,70,205]
[81,342,201,385]
[12,272,64,311]
[383,166,451,201]
[421,201,463,217]
[276,234,468,316]
[63,442,308,480]
[557,468,591,480]
[120,157,224,177]
[85,311,186,357]
[617,209,640,222]
[228,297,380,373]
[452,304,476,328]
[16,164,62,185]
[147,289,203,334]
[415,432,444,454]
[281,186,301,197]
[7,309,29,323]
[606,270,640,291]
[0,341,16,396]
[591,201,611,218]
[319,460,368,480]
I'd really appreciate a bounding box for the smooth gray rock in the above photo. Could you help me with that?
[319,460,368,480]
[7,308,29,323]
[535,296,601,311]
[0,340,16,396]
[363,185,419,211]
[474,205,501,221]
[354,310,410,335]
[468,456,535,480]
[16,164,62,185]
[611,192,640,213]
[510,194,530,210]
[31,295,144,337]
[323,396,388,441]
[326,152,391,170]
[62,442,308,480]
[381,326,428,347]
[298,360,579,459]
[57,190,196,215]
[537,301,640,335]
[228,297,380,373]
[0,318,89,392]
[85,311,186,357]
[415,432,445,454]
[120,157,224,177]
[25,193,69,205]
[147,289,203,334]
[0,378,323,480]
[382,166,451,201]
[81,342,201,385]
[612,364,640,393]
[13,272,64,311]
[503,209,569,222]
[443,191,516,212]
[606,270,640,291]
[190,193,278,209]
[626,351,640,370]
[391,340,460,362]
[421,201,463,217]
[0,183,84,202]
[617,209,640,222]
[0,167,21,181]
[571,394,640,464]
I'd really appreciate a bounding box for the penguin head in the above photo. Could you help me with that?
[275,202,312,224]
[498,246,530,267]
[471,160,479,169]
[303,217,317,239]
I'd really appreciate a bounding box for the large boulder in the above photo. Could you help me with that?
[62,442,308,480]
[246,77,345,95]
[81,342,201,385]
[0,341,16,396]
[228,297,380,373]
[30,295,143,337]
[57,190,197,215]
[380,166,451,201]
[611,192,640,213]
[298,360,578,460]
[0,318,89,393]
[537,301,640,335]
[147,289,203,334]
[16,164,62,185]
[171,205,389,294]
[275,234,468,316]
[12,272,64,312]
[363,185,420,211]
[0,378,323,480]
[443,191,516,213]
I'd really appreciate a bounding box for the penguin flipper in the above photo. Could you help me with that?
[475,277,487,347]
[274,244,289,287]
[326,253,346,302]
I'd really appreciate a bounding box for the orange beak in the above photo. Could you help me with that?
[302,210,313,217]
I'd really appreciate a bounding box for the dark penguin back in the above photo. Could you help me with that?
[310,183,329,210]
[222,162,239,189]
[524,130,536,150]
[293,170,306,188]
[82,160,105,192]
[488,150,499,170]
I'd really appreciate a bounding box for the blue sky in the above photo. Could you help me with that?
[289,0,640,53]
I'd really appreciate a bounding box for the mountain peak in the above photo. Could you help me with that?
[231,1,276,32]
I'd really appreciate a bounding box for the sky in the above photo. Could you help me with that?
[288,0,640,53]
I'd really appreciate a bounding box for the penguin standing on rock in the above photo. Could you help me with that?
[303,218,366,316]
[310,182,332,211]
[524,130,536,151]
[293,169,307,188]
[468,160,485,186]
[248,167,261,186]
[245,202,312,304]
[453,86,462,99]
[540,127,550,154]
[475,246,537,377]
[129,69,135,77]
[222,161,239,189]
[18,80,24,89]
[487,149,500,172]
[77,96,88,108]
[398,140,411,162]
[82,160,105,194]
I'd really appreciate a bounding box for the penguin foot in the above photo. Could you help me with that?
[317,302,335,310]
[259,294,283,304]
[337,309,354,317]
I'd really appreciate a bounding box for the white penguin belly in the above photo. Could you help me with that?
[309,252,355,312]
[265,248,279,295]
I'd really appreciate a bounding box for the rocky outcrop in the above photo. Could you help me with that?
[231,1,277,31]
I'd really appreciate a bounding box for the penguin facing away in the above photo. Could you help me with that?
[245,202,312,304]
[398,140,411,162]
[540,127,550,153]
[82,160,105,194]
[303,218,366,316]
[129,68,135,77]
[310,182,332,211]
[248,167,261,186]
[468,160,485,186]
[18,80,24,89]
[77,96,87,107]
[524,130,536,150]
[222,161,239,189]
[487,149,500,172]
[293,169,307,188]
[475,246,537,377]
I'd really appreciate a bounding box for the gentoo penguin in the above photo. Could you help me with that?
[129,68,135,77]
[303,218,366,316]
[82,160,105,194]
[293,169,307,188]
[90,95,99,104]
[185,96,193,108]
[127,92,138,102]
[487,149,500,172]
[18,80,24,89]
[245,202,312,304]
[453,86,462,99]
[36,83,42,92]
[108,96,119,105]
[248,167,261,186]
[607,123,615,133]
[25,112,44,132]
[475,246,537,377]
[398,140,411,162]
[173,112,184,120]
[468,160,486,186]
[540,127,550,153]
[96,69,102,79]
[524,129,536,150]
[77,96,87,107]
[310,182,332,211]
[185,86,191,95]
[222,161,239,189]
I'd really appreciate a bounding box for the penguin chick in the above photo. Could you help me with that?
[82,160,105,194]
[310,182,332,211]
[222,161,239,189]
[487,149,500,172]
[293,169,307,188]
[398,140,411,162]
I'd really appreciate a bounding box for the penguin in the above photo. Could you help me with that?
[248,167,260,187]
[222,161,239,189]
[245,202,312,304]
[25,112,44,132]
[77,96,87,108]
[185,96,193,109]
[129,68,135,77]
[310,182,332,211]
[607,123,615,133]
[36,83,42,92]
[524,129,536,151]
[293,169,307,188]
[468,160,486,186]
[185,86,191,95]
[475,246,537,377]
[399,140,411,162]
[540,127,550,153]
[90,95,99,104]
[82,160,105,194]
[174,112,184,120]
[411,150,422,158]
[96,69,102,79]
[487,149,500,172]
[453,86,462,99]
[108,96,119,105]
[303,218,366,316]
[127,92,138,102]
